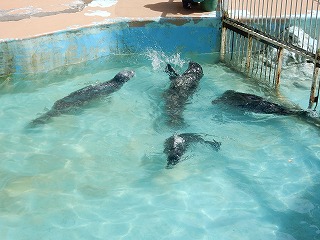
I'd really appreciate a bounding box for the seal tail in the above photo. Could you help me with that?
[28,110,58,127]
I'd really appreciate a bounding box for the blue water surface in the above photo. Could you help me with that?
[0,51,320,240]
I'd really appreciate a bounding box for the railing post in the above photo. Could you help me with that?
[308,50,320,109]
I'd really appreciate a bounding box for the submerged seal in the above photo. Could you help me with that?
[163,61,204,127]
[29,70,135,126]
[163,133,221,168]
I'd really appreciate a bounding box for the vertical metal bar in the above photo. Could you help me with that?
[225,29,229,60]
[297,0,303,49]
[281,0,288,38]
[235,33,241,66]
[230,29,234,62]
[264,46,269,81]
[225,29,229,61]
[274,0,278,36]
[220,0,225,15]
[242,0,246,21]
[293,0,299,43]
[265,0,269,33]
[251,38,258,77]
[275,47,284,88]
[272,53,278,85]
[269,0,275,35]
[256,0,261,30]
[238,0,241,19]
[238,34,243,65]
[233,32,238,62]
[246,35,253,76]
[308,0,315,52]
[254,41,261,77]
[302,0,309,51]
[308,50,320,109]
[259,45,265,80]
[313,1,320,54]
[226,29,231,61]
[278,0,285,38]
[230,31,235,61]
[261,0,268,32]
[256,42,262,78]
[286,0,294,42]
[249,0,253,25]
[240,35,246,71]
[237,35,242,70]
[220,25,227,61]
[268,47,274,84]
[258,0,262,31]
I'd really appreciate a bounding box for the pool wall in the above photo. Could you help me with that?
[0,18,221,77]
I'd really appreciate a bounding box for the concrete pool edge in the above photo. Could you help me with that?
[0,17,221,77]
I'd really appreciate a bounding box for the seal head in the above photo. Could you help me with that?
[114,70,135,83]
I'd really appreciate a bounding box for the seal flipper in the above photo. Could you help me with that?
[203,139,221,152]
[165,64,180,80]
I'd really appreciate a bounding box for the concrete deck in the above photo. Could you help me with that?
[0,0,217,40]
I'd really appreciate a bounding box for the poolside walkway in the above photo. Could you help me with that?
[0,0,216,40]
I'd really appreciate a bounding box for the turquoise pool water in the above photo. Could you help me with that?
[0,51,320,239]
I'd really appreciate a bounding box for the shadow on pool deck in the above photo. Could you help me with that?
[144,2,206,17]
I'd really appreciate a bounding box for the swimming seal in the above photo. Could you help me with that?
[211,90,320,127]
[211,90,310,116]
[212,90,297,115]
[29,70,135,126]
[163,133,221,168]
[163,61,204,127]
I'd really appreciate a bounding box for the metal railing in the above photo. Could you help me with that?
[219,0,320,109]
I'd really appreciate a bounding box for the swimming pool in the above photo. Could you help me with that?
[0,50,320,239]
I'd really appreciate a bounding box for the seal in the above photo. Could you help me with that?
[29,70,135,126]
[211,90,303,115]
[212,90,320,127]
[163,61,204,127]
[163,133,221,168]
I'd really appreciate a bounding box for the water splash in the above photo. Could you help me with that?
[145,49,186,71]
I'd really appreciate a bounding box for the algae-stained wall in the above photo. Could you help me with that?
[0,18,221,76]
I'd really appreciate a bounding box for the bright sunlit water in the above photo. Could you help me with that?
[0,51,320,240]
